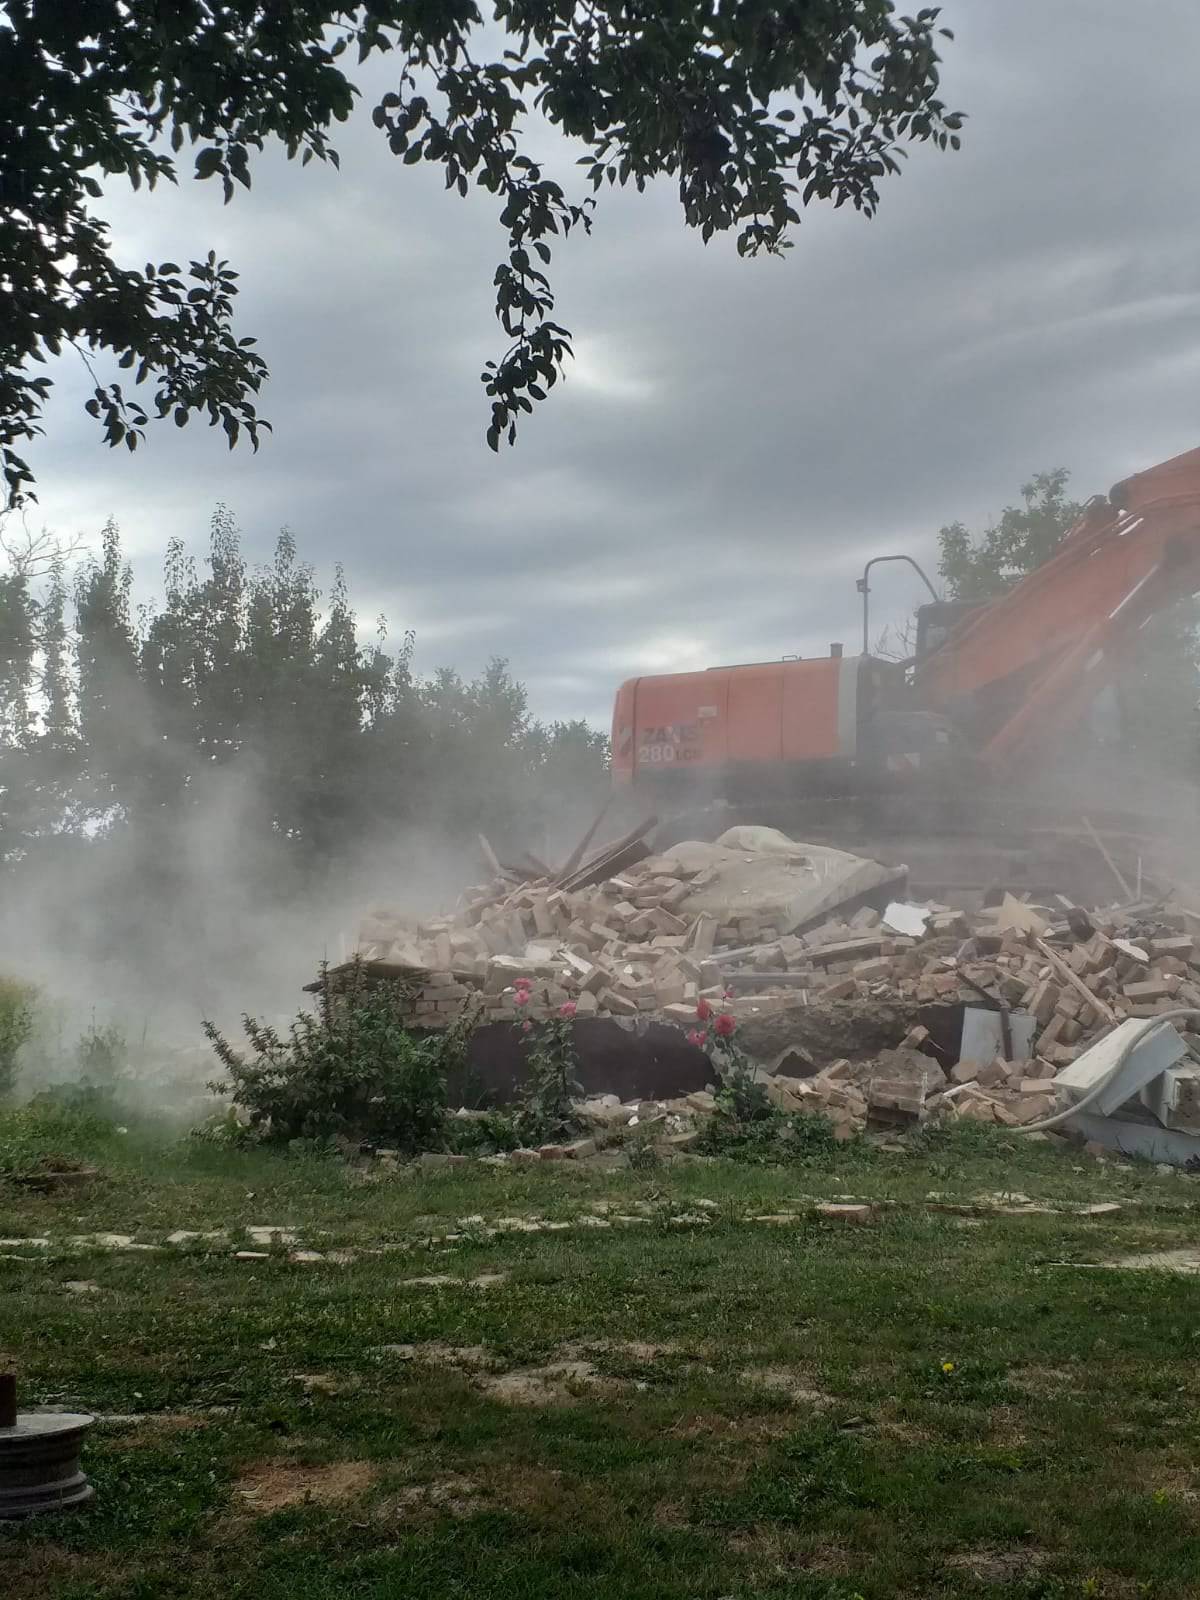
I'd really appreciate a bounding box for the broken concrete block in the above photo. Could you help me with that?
[1124,978,1170,1002]
[661,1002,698,1026]
[767,1077,815,1112]
[853,956,894,982]
[599,988,638,1016]
[654,973,687,1007]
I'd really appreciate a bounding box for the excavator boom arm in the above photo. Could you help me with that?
[915,445,1200,768]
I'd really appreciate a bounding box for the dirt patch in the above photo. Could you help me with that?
[739,1367,833,1407]
[729,1526,855,1578]
[377,1342,497,1369]
[652,1498,691,1528]
[378,1474,480,1520]
[1007,1363,1084,1396]
[1101,1248,1200,1274]
[944,1546,1048,1584]
[98,1413,207,1450]
[579,1338,692,1361]
[1123,1460,1200,1504]
[666,1411,796,1443]
[290,1372,347,1396]
[875,1415,937,1445]
[399,1272,508,1289]
[236,1459,378,1513]
[0,1548,135,1600]
[486,1463,579,1518]
[984,1405,1029,1451]
[479,1360,621,1407]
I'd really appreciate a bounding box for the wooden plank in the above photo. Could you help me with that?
[558,814,658,892]
[1034,937,1118,1026]
[562,838,653,892]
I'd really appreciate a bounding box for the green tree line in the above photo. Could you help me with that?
[0,509,609,884]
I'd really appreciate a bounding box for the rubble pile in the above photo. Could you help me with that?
[345,822,1200,1145]
[353,827,903,1028]
[726,895,1200,1133]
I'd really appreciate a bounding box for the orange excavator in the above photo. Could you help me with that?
[611,445,1200,866]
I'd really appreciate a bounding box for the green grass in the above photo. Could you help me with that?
[3,1104,1200,1598]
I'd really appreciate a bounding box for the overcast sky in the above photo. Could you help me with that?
[19,0,1200,727]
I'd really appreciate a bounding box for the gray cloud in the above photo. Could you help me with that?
[23,0,1200,726]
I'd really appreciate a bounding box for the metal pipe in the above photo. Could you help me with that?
[857,555,940,656]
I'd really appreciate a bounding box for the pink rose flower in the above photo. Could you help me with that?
[559,1001,577,1019]
[714,1012,736,1038]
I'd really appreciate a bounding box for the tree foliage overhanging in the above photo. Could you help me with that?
[0,509,609,880]
[1,1,963,504]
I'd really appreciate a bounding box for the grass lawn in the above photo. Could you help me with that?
[3,1105,1200,1598]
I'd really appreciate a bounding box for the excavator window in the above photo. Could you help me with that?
[914,599,985,660]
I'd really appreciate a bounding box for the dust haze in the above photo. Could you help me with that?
[0,529,609,1113]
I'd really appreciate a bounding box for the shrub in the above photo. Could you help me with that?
[0,1101,116,1180]
[203,958,473,1150]
[626,1131,661,1171]
[0,978,37,1099]
[686,998,773,1124]
[683,994,855,1164]
[446,1109,522,1155]
[509,996,583,1144]
[700,1107,846,1164]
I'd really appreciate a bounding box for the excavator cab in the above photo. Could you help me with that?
[913,599,986,661]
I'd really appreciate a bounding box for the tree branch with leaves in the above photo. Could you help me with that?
[1,1,963,503]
